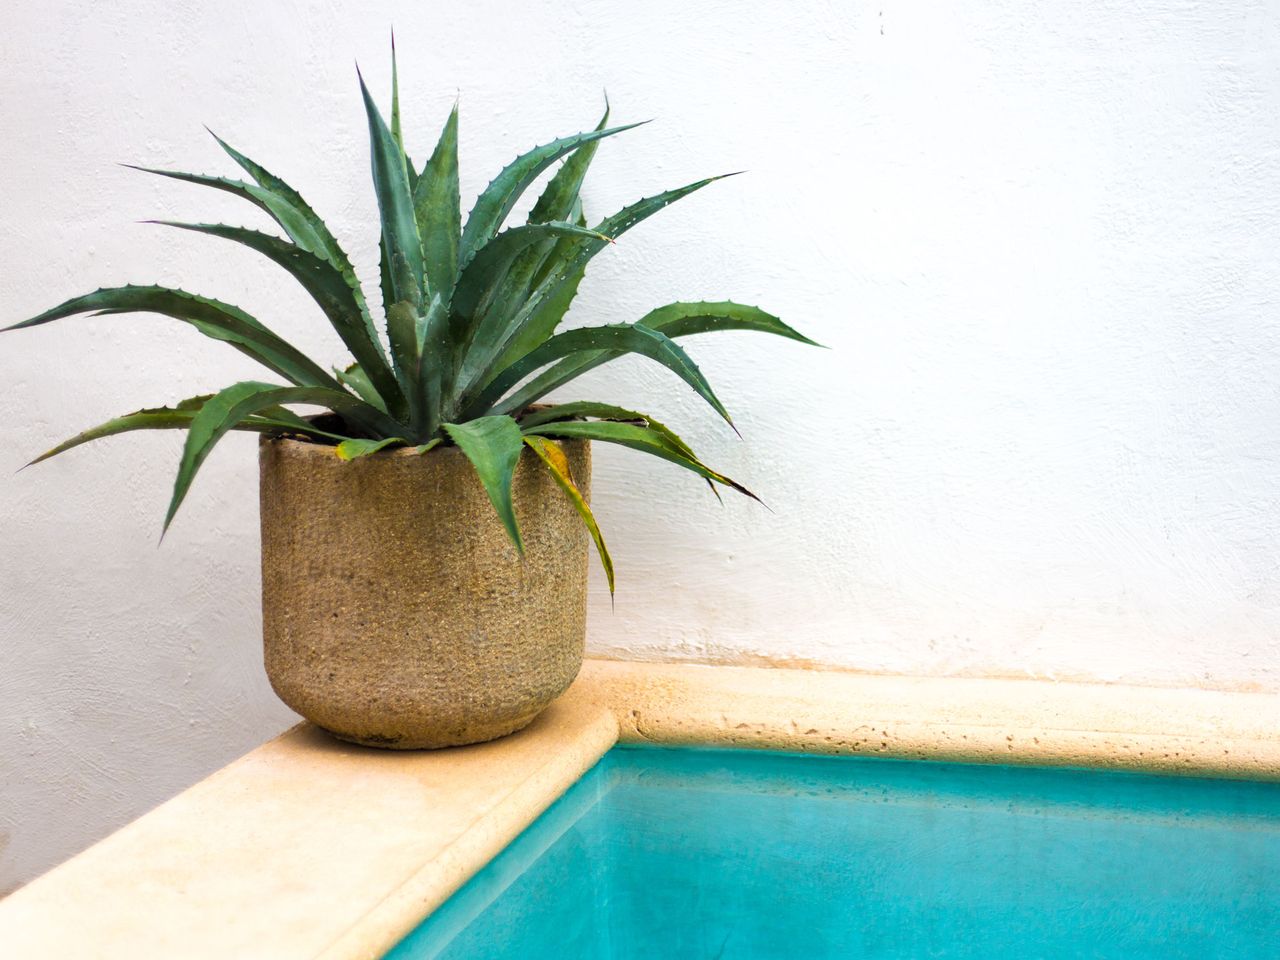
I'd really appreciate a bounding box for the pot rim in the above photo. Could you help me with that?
[260,432,587,460]
[260,404,588,460]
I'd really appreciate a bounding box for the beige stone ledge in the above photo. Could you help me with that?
[2,659,1278,959]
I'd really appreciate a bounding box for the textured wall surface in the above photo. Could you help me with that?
[2,0,1279,891]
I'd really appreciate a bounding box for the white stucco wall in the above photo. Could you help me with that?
[3,0,1278,892]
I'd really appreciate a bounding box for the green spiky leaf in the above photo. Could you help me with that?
[527,100,610,226]
[388,32,416,191]
[359,70,425,312]
[165,381,403,532]
[481,101,614,364]
[150,221,402,410]
[519,400,723,502]
[469,323,731,427]
[203,132,370,285]
[464,175,732,392]
[385,300,426,434]
[496,301,814,415]
[489,265,585,374]
[451,221,611,337]
[125,165,328,258]
[637,301,822,345]
[15,59,815,589]
[4,285,339,391]
[414,102,460,301]
[458,122,645,266]
[414,292,451,436]
[25,401,350,468]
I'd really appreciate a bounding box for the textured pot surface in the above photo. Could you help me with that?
[259,436,591,749]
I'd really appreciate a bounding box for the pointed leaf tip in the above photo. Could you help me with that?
[443,417,526,553]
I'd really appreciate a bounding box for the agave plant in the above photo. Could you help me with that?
[6,47,817,592]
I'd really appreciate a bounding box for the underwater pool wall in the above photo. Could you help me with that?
[0,658,1277,959]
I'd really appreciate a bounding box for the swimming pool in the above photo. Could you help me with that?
[386,746,1280,959]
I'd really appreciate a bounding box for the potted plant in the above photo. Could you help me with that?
[6,47,817,748]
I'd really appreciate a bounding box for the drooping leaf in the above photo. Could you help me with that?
[523,435,613,594]
[467,323,732,427]
[414,102,460,301]
[521,418,760,502]
[24,402,351,468]
[635,301,822,345]
[519,400,723,503]
[4,286,340,390]
[517,401,698,459]
[414,437,442,455]
[335,436,408,460]
[495,300,814,415]
[359,70,425,312]
[463,175,734,393]
[165,381,404,532]
[150,221,403,409]
[442,415,525,552]
[458,122,645,266]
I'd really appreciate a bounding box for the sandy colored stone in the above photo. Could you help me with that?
[580,659,1280,779]
[259,436,591,748]
[0,693,620,960]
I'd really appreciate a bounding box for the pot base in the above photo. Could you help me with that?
[320,710,542,751]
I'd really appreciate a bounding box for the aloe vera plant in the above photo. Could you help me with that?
[7,48,817,592]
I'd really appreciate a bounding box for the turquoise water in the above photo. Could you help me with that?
[385,747,1280,959]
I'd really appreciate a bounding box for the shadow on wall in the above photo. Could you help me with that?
[0,831,16,898]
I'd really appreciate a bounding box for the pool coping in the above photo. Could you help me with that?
[2,658,1278,959]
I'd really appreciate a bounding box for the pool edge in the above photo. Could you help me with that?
[588,659,1280,780]
[1,660,1277,959]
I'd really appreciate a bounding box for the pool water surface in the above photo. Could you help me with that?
[384,746,1280,959]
